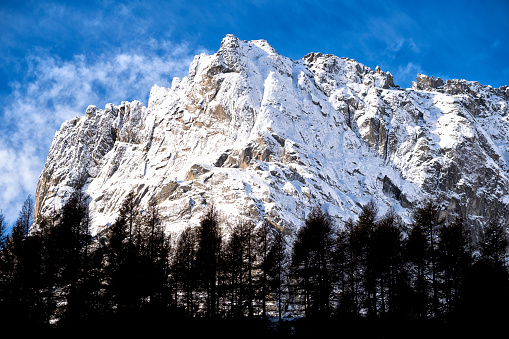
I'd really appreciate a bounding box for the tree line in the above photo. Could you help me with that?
[0,193,508,336]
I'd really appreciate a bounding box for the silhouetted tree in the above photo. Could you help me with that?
[436,216,472,318]
[222,220,257,318]
[173,226,198,316]
[43,191,96,327]
[0,211,7,249]
[478,217,508,267]
[255,220,271,317]
[103,191,141,315]
[460,216,509,333]
[222,222,245,317]
[372,208,409,319]
[291,207,335,317]
[194,205,222,317]
[351,200,379,317]
[333,218,361,317]
[0,210,12,320]
[462,223,509,336]
[12,195,34,239]
[407,199,443,319]
[2,200,47,327]
[138,198,172,311]
[0,210,8,303]
[263,224,288,321]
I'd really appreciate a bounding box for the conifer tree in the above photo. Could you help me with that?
[12,195,34,238]
[139,198,172,311]
[194,205,222,317]
[351,200,378,317]
[462,217,509,332]
[333,218,361,317]
[3,199,47,327]
[255,220,271,317]
[173,226,198,316]
[264,225,288,321]
[223,222,244,317]
[222,220,257,317]
[0,211,11,320]
[243,221,256,318]
[49,190,94,326]
[103,191,140,315]
[407,199,443,319]
[291,207,335,317]
[478,217,508,267]
[0,211,7,249]
[0,210,8,300]
[372,208,408,318]
[436,216,472,317]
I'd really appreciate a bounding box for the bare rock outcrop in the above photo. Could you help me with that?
[34,35,509,236]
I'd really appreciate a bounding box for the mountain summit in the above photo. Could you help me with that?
[34,35,509,235]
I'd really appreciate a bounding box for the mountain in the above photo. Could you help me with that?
[34,35,509,236]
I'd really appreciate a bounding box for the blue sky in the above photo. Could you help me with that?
[1,0,508,228]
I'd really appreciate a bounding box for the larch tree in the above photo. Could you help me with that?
[194,205,222,317]
[291,207,335,317]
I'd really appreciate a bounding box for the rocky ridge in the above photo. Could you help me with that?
[34,35,509,236]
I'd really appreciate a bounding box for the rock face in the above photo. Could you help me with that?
[412,74,444,90]
[35,35,509,236]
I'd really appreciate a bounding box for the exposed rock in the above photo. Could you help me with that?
[155,181,179,202]
[412,74,444,90]
[34,35,509,237]
[214,152,229,167]
[86,105,98,118]
[185,164,210,181]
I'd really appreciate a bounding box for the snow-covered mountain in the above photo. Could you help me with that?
[34,35,509,235]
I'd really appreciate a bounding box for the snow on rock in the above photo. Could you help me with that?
[34,35,509,236]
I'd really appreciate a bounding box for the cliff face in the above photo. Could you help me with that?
[34,35,509,235]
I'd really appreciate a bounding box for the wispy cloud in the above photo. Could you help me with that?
[0,39,207,227]
[393,62,424,89]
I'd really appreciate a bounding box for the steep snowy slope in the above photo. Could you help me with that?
[34,35,509,235]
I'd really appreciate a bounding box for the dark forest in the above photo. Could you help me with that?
[0,192,508,337]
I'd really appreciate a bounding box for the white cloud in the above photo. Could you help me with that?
[393,62,424,89]
[360,11,421,58]
[0,39,208,228]
[491,40,500,49]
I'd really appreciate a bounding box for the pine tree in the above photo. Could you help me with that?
[0,211,11,320]
[3,202,47,327]
[255,220,271,318]
[242,221,256,318]
[173,226,198,316]
[436,216,472,318]
[264,225,288,321]
[222,220,257,317]
[478,217,508,267]
[291,207,335,317]
[223,222,244,317]
[103,191,141,316]
[351,200,378,317]
[52,191,95,327]
[333,218,361,318]
[139,198,172,312]
[12,195,34,239]
[372,208,409,319]
[462,218,509,333]
[407,199,443,319]
[0,211,7,248]
[194,205,222,317]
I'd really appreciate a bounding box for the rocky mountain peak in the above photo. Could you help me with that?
[412,74,445,91]
[34,35,509,236]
